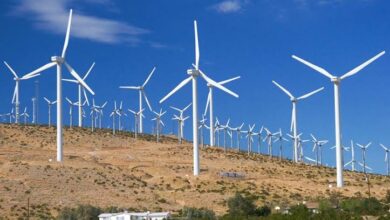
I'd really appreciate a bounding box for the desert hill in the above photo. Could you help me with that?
[0,124,389,218]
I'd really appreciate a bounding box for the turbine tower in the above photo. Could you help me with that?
[63,62,95,127]
[204,76,240,147]
[272,80,323,163]
[3,61,40,124]
[44,97,57,127]
[160,21,238,176]
[120,67,156,133]
[292,51,385,187]
[23,9,95,162]
[380,144,390,176]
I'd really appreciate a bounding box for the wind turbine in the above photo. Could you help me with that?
[357,142,371,174]
[62,62,95,127]
[380,144,390,176]
[5,109,14,123]
[172,113,190,144]
[255,126,264,154]
[298,136,310,162]
[344,140,356,171]
[92,99,107,129]
[3,61,40,124]
[129,108,144,139]
[198,114,207,148]
[22,9,95,162]
[65,97,78,128]
[311,134,328,166]
[44,97,57,127]
[170,103,192,140]
[110,101,119,135]
[221,118,230,151]
[152,109,166,142]
[263,127,278,158]
[159,20,238,176]
[272,80,323,163]
[274,129,289,160]
[292,51,385,187]
[243,124,256,155]
[120,67,156,133]
[20,107,30,125]
[204,76,240,146]
[230,123,244,151]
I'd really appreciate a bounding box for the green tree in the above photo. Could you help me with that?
[227,193,256,218]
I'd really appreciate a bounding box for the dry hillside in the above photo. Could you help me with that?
[0,124,389,218]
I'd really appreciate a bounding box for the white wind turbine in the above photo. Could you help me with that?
[120,67,156,133]
[198,114,207,148]
[204,76,240,147]
[292,51,385,187]
[3,61,40,124]
[274,129,289,160]
[159,20,238,176]
[5,109,14,123]
[170,103,192,139]
[20,107,30,125]
[65,97,79,128]
[380,144,390,176]
[344,140,356,171]
[172,113,190,144]
[23,9,94,162]
[110,101,119,135]
[62,62,94,127]
[128,108,145,139]
[152,109,166,142]
[214,118,223,146]
[243,124,256,155]
[221,118,230,151]
[44,97,57,127]
[298,136,310,162]
[311,134,328,166]
[263,127,279,158]
[357,142,371,174]
[230,123,244,151]
[92,99,107,129]
[272,80,324,163]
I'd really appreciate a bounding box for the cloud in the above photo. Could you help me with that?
[212,0,244,14]
[11,0,150,45]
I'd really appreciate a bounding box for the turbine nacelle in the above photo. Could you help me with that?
[51,56,64,64]
[330,77,340,83]
[187,69,199,76]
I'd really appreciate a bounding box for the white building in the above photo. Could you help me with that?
[98,211,171,220]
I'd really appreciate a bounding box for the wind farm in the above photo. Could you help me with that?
[1,1,390,219]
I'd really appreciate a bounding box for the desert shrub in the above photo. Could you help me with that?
[227,193,256,218]
[340,197,384,216]
[254,205,271,217]
[180,207,216,220]
[57,204,102,220]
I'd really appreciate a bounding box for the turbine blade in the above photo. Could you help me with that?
[64,62,95,95]
[292,55,334,79]
[119,86,140,90]
[143,91,153,111]
[62,9,73,58]
[340,51,386,80]
[183,103,192,112]
[218,76,241,85]
[204,90,211,116]
[198,69,238,98]
[44,97,50,104]
[160,77,192,103]
[83,88,90,106]
[23,62,56,78]
[194,20,199,69]
[62,79,78,83]
[297,87,324,100]
[83,62,95,80]
[21,73,40,80]
[142,67,156,87]
[4,61,19,79]
[272,80,294,99]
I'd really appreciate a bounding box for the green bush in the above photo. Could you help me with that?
[57,204,102,220]
[340,197,384,216]
[227,193,256,218]
[180,207,216,220]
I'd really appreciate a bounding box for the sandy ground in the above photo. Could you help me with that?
[0,124,389,218]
